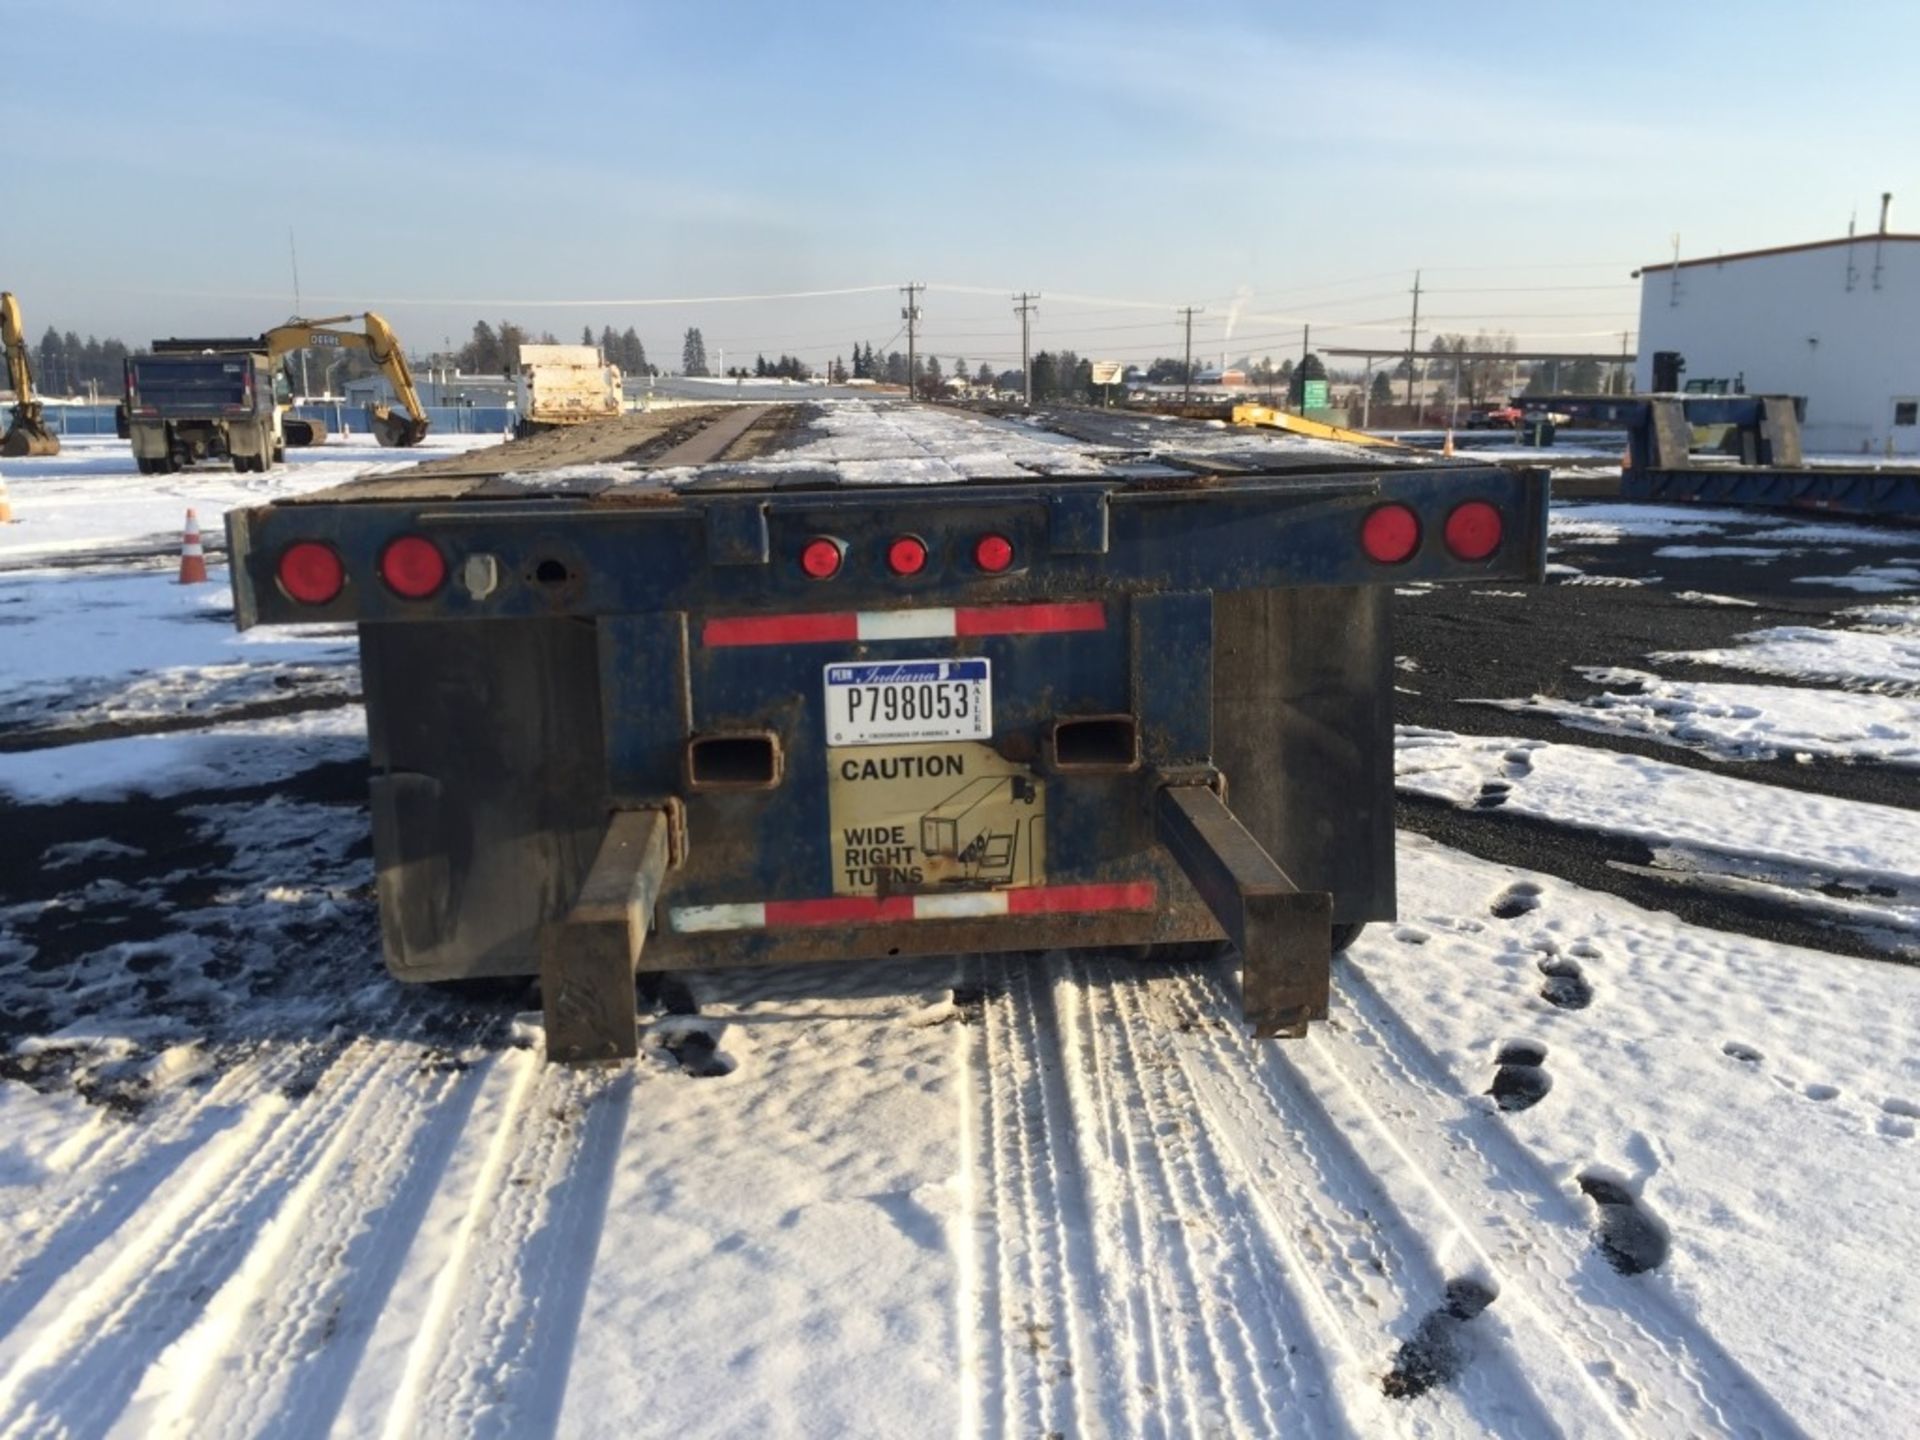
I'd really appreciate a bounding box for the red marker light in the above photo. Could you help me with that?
[278,542,344,605]
[800,537,843,579]
[380,535,447,598]
[887,535,928,575]
[1444,501,1503,561]
[1360,504,1420,564]
[974,534,1015,573]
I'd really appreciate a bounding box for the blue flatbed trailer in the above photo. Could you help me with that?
[228,401,1547,1061]
[1536,393,1920,521]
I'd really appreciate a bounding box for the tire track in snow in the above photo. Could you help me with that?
[0,1039,412,1439]
[137,1051,495,1440]
[1154,968,1576,1434]
[0,1039,339,1353]
[375,1052,631,1440]
[1059,956,1349,1438]
[963,957,1104,1440]
[1295,960,1810,1438]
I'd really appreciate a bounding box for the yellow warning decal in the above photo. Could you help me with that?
[827,741,1046,896]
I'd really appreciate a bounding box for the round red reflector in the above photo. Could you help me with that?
[380,535,446,598]
[800,537,843,579]
[887,535,928,575]
[279,542,344,605]
[1445,501,1503,561]
[974,534,1015,573]
[1360,505,1420,564]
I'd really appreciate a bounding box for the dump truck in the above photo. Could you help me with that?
[225,401,1547,1062]
[1,291,59,457]
[124,341,287,473]
[512,343,622,437]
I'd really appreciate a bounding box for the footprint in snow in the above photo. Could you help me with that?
[656,1021,737,1078]
[1491,883,1542,920]
[1487,1040,1552,1112]
[1475,781,1512,810]
[1393,926,1430,946]
[1722,1040,1765,1064]
[1880,1098,1919,1139]
[1538,956,1594,1011]
[1578,1172,1670,1275]
[1502,748,1536,779]
[1381,1277,1498,1400]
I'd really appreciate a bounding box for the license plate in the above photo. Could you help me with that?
[824,659,991,747]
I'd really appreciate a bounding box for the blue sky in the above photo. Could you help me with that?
[6,0,1916,368]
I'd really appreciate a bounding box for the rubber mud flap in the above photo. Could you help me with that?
[369,771,453,974]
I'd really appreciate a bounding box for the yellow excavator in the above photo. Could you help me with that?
[262,312,430,448]
[2,291,59,457]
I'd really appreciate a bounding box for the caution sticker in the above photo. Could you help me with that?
[828,742,1046,896]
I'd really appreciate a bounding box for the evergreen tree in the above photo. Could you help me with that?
[38,327,63,393]
[682,327,710,376]
[497,322,528,378]
[600,325,619,362]
[976,362,993,387]
[1287,352,1328,406]
[581,325,594,346]
[1369,370,1394,407]
[622,328,647,375]
[1030,352,1058,401]
[460,320,501,375]
[953,358,966,384]
[884,350,907,386]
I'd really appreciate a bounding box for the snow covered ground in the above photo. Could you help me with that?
[0,442,1916,1436]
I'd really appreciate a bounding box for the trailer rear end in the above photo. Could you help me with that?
[227,402,1546,1061]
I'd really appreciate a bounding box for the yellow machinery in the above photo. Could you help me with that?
[1230,402,1409,450]
[1,291,59,457]
[263,312,429,448]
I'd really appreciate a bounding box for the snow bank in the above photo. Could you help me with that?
[0,707,366,802]
[1395,726,1920,889]
[1476,668,1920,767]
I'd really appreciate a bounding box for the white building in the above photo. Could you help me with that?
[1634,221,1920,454]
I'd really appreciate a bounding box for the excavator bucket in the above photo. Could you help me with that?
[370,405,429,448]
[2,405,59,458]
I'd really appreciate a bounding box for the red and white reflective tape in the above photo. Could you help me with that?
[670,880,1156,933]
[702,600,1106,648]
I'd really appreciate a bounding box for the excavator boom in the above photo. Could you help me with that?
[262,311,430,447]
[1,291,60,458]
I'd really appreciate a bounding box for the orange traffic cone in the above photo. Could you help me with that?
[1443,427,1455,456]
[0,478,13,524]
[178,508,208,584]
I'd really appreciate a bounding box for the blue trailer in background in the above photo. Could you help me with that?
[1538,393,1920,520]
[227,401,1548,1061]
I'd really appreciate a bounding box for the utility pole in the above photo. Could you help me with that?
[1298,323,1310,411]
[1178,305,1203,404]
[1403,269,1421,412]
[901,282,923,398]
[1013,292,1039,406]
[1618,329,1630,395]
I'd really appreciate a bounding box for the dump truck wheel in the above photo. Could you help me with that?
[1332,922,1364,953]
